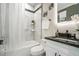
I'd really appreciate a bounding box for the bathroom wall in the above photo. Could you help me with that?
[24,4,34,11]
[34,8,42,42]
[42,3,57,39]
[24,5,34,41]
[0,3,58,51]
[24,4,42,42]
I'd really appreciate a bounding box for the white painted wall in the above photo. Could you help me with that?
[25,4,34,11]
[42,3,57,39]
[57,3,76,11]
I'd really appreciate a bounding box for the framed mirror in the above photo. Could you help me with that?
[58,10,67,22]
[57,3,79,22]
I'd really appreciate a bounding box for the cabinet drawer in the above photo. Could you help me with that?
[45,39,79,56]
[45,46,59,56]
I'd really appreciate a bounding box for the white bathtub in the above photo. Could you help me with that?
[4,41,40,56]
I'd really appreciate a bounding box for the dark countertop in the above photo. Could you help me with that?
[45,36,79,48]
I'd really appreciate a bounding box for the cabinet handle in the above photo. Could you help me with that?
[55,52,57,56]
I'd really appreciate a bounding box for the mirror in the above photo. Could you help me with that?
[58,10,67,22]
[57,3,79,22]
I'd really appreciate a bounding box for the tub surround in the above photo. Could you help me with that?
[5,41,40,56]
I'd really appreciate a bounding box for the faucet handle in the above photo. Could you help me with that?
[71,34,76,39]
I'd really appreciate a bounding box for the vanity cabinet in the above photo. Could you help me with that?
[44,39,79,56]
[46,46,58,56]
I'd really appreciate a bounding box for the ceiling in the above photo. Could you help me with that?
[27,3,77,12]
[28,3,40,8]
[57,3,77,11]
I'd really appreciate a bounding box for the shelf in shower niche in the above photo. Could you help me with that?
[31,29,35,32]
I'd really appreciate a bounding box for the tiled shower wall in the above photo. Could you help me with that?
[24,6,34,41]
[34,8,42,42]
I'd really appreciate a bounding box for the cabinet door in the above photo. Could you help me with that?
[46,46,59,56]
[58,50,68,56]
[45,39,69,56]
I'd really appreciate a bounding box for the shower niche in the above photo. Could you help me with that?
[31,20,35,32]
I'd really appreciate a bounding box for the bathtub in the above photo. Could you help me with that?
[1,40,40,56]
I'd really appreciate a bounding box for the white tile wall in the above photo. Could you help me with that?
[24,7,34,41]
[34,8,42,42]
